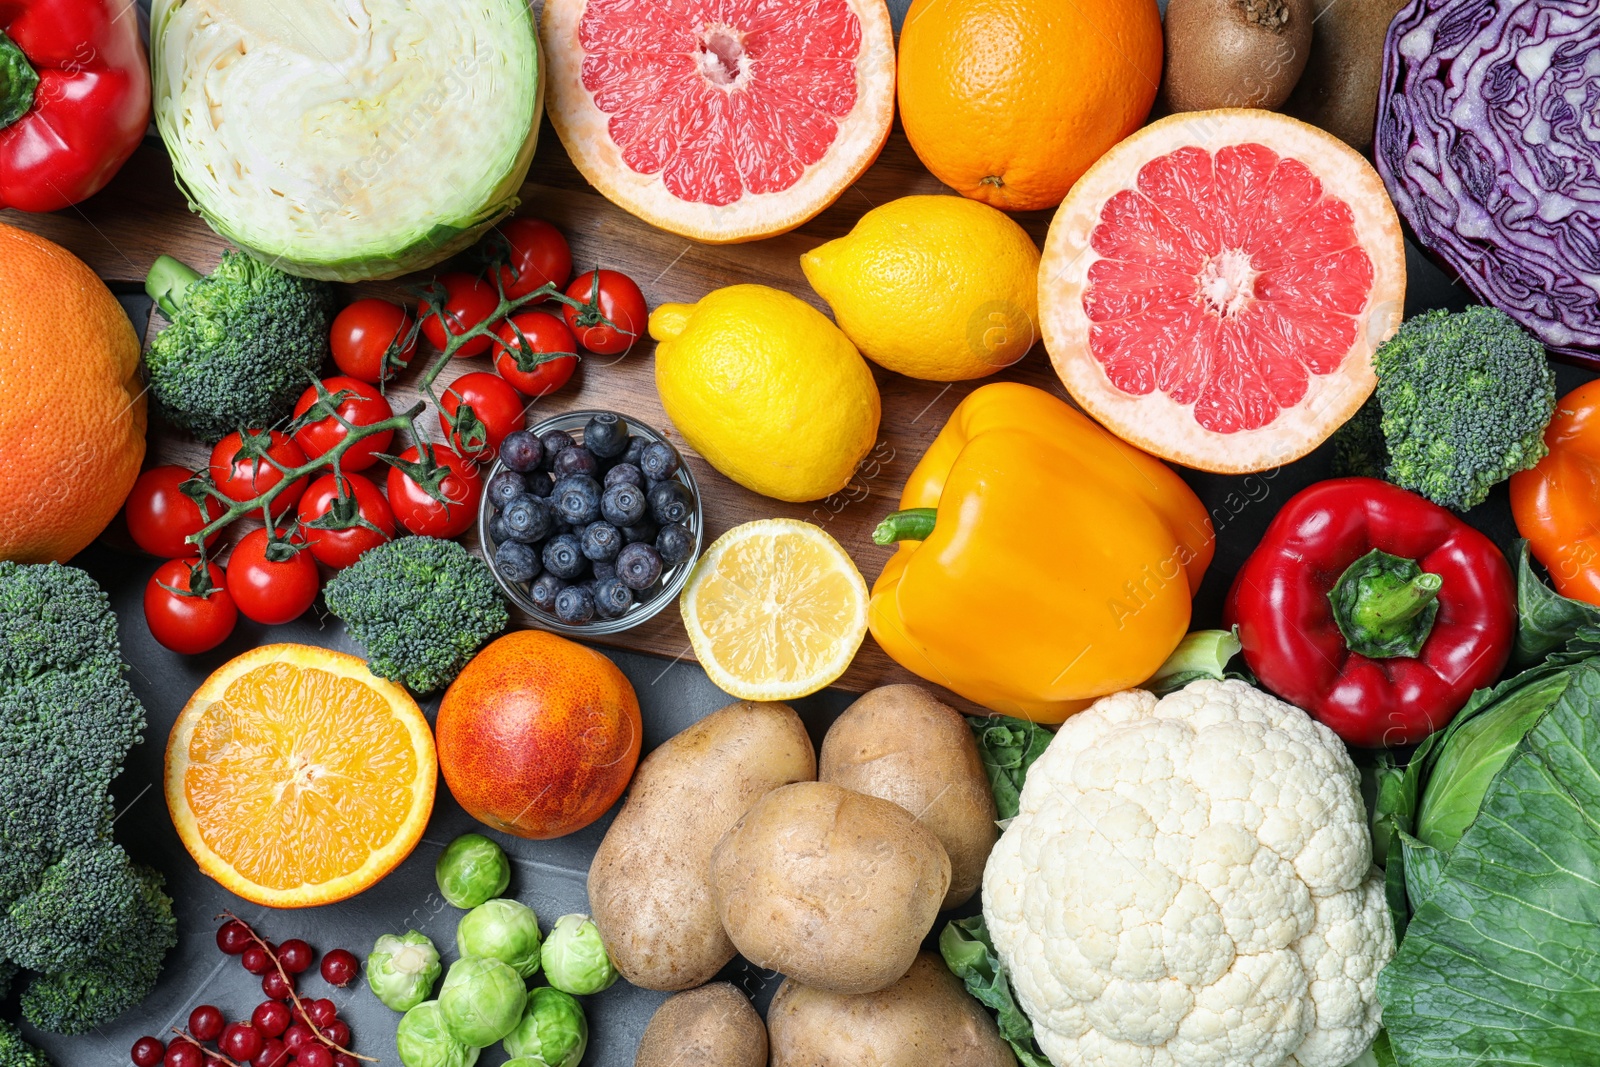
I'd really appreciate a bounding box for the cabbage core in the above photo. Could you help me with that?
[152,0,542,281]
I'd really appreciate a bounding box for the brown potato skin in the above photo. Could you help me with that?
[635,983,768,1067]
[1160,0,1314,112]
[768,952,1016,1067]
[710,781,951,995]
[589,701,816,991]
[819,684,996,909]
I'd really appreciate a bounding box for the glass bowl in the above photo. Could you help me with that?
[477,409,704,637]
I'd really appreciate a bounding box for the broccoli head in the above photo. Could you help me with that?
[144,250,336,443]
[325,536,508,693]
[0,845,145,974]
[1328,398,1388,482]
[1372,305,1556,511]
[0,1018,51,1067]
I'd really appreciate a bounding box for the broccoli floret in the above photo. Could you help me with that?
[1328,398,1388,481]
[325,536,508,694]
[1,845,143,974]
[144,250,335,443]
[1372,305,1555,510]
[0,1018,51,1067]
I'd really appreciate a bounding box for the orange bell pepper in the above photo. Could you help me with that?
[1511,380,1600,606]
[868,382,1213,723]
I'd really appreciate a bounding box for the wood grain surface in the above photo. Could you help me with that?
[2,124,1067,709]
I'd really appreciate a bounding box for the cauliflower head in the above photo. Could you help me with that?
[983,680,1391,1067]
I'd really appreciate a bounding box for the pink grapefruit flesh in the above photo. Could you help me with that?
[542,0,895,242]
[1041,110,1406,473]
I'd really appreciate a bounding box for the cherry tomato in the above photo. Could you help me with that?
[419,273,499,358]
[145,559,236,655]
[210,431,308,518]
[386,445,482,538]
[296,472,395,570]
[490,218,573,301]
[330,299,416,384]
[123,466,226,558]
[226,528,320,626]
[439,372,527,458]
[492,312,580,398]
[291,377,395,471]
[563,269,646,356]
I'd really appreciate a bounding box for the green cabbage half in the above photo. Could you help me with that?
[151,0,542,281]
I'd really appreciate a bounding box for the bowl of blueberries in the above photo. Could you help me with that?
[478,410,703,634]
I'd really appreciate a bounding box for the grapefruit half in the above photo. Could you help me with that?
[542,0,895,243]
[1040,110,1406,473]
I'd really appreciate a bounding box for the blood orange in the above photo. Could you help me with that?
[542,0,895,242]
[1040,110,1406,473]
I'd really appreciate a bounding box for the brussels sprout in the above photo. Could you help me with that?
[503,987,588,1067]
[396,1001,479,1067]
[457,898,543,978]
[367,931,443,1013]
[436,833,511,909]
[540,914,619,995]
[438,956,526,1047]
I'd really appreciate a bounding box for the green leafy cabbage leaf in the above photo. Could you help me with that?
[967,716,1052,822]
[939,917,1051,1067]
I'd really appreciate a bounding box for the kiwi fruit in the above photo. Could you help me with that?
[1160,0,1315,112]
[1285,0,1409,150]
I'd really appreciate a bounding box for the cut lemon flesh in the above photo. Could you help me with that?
[681,519,869,700]
[165,644,436,908]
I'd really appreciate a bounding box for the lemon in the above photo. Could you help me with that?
[680,519,870,701]
[649,284,880,503]
[801,195,1042,381]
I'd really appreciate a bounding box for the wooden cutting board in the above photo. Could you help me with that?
[2,123,1067,710]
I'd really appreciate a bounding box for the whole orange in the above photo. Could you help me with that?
[437,630,642,840]
[897,0,1163,212]
[0,223,145,563]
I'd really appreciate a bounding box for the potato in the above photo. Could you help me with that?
[709,781,951,995]
[589,701,816,991]
[819,684,996,909]
[635,983,768,1067]
[768,952,1016,1067]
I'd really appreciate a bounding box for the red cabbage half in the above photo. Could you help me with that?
[1375,0,1600,361]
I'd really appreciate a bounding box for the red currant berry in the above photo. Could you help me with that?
[252,1000,291,1038]
[319,948,359,987]
[262,969,295,999]
[220,1022,264,1061]
[283,1023,314,1052]
[277,939,314,974]
[296,1044,333,1067]
[217,920,254,955]
[333,1055,359,1067]
[241,945,272,975]
[130,1036,165,1067]
[306,999,338,1028]
[322,1020,351,1048]
[163,1041,204,1067]
[188,1004,225,1042]
[252,1038,288,1067]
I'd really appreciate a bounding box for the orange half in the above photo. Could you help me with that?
[165,644,437,908]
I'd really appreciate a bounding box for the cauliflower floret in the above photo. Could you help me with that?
[984,680,1393,1067]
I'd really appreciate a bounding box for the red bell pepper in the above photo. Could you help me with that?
[1224,478,1515,748]
[0,0,150,212]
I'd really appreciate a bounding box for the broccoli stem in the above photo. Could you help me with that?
[873,508,938,545]
[146,255,205,320]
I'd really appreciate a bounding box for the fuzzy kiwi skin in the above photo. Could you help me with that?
[1161,0,1315,112]
[1285,0,1408,149]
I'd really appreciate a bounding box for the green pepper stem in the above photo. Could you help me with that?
[146,256,205,320]
[1327,548,1444,660]
[873,508,938,545]
[1352,571,1442,631]
[0,31,38,131]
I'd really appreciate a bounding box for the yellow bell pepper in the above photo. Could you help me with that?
[869,382,1213,723]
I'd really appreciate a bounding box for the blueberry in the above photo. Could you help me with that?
[581,521,624,561]
[501,494,553,543]
[542,532,589,580]
[593,578,634,619]
[639,440,682,482]
[488,512,511,544]
[553,446,600,479]
[591,558,618,582]
[530,573,566,613]
[620,520,658,545]
[620,436,647,468]
[600,482,647,527]
[616,542,664,590]
[499,430,543,473]
[604,463,644,489]
[524,470,555,498]
[553,475,602,525]
[647,480,694,526]
[487,469,526,510]
[538,429,576,471]
[494,540,541,583]
[656,522,695,565]
[584,413,630,459]
[554,583,596,625]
